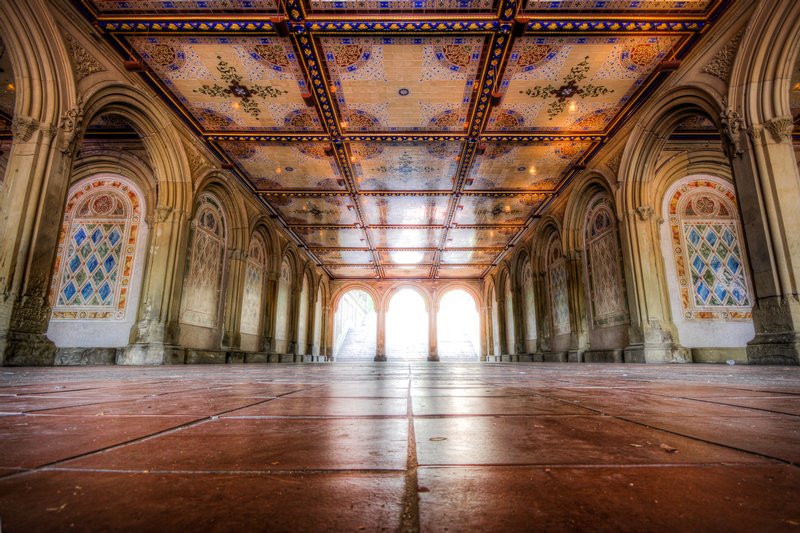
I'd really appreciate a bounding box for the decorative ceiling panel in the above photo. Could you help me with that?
[292,227,367,248]
[454,194,546,225]
[467,141,591,190]
[312,249,374,264]
[0,36,14,129]
[439,249,499,264]
[445,227,519,248]
[521,0,712,13]
[219,141,344,191]
[265,194,359,225]
[307,0,497,14]
[489,35,681,133]
[89,0,281,12]
[437,265,489,278]
[351,141,461,191]
[128,36,319,132]
[319,36,486,132]
[361,195,450,225]
[327,265,378,278]
[378,249,437,265]
[382,265,433,278]
[370,228,444,248]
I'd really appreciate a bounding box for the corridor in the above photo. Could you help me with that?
[0,363,798,531]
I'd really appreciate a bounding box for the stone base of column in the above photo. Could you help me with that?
[1,331,57,366]
[623,343,690,364]
[427,354,439,362]
[374,354,387,362]
[583,349,624,363]
[120,343,181,365]
[747,334,800,365]
[747,296,800,365]
[567,350,584,363]
[55,347,118,365]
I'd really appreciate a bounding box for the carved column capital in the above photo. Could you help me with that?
[11,115,39,143]
[720,99,745,159]
[764,116,794,144]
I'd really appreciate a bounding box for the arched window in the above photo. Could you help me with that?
[584,194,628,327]
[522,260,537,351]
[181,194,226,328]
[49,177,142,321]
[240,232,267,336]
[668,179,752,320]
[546,233,570,336]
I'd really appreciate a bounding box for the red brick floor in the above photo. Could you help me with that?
[0,363,799,532]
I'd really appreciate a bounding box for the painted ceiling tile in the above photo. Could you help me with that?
[320,36,485,132]
[445,227,518,248]
[0,37,14,125]
[454,194,546,225]
[90,0,280,12]
[467,141,591,190]
[312,249,374,264]
[437,265,488,278]
[351,141,460,191]
[370,228,444,248]
[326,266,378,278]
[266,195,360,225]
[128,36,320,132]
[382,266,432,278]
[293,227,367,248]
[219,141,344,191]
[522,0,712,12]
[361,195,450,225]
[439,249,499,265]
[378,250,436,265]
[308,0,495,13]
[488,35,680,133]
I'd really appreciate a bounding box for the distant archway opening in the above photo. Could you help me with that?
[333,289,376,361]
[437,290,480,362]
[386,288,428,361]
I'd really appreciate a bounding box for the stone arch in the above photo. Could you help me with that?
[295,265,315,356]
[332,283,380,314]
[273,249,297,355]
[192,172,248,253]
[435,283,482,361]
[485,276,502,358]
[239,229,269,348]
[498,266,516,356]
[381,283,433,314]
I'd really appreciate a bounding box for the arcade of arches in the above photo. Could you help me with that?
[0,0,799,367]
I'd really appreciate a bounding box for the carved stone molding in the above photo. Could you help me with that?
[701,30,743,82]
[720,99,745,159]
[63,33,105,81]
[156,206,174,223]
[635,206,654,221]
[605,150,623,175]
[12,115,39,142]
[764,117,794,143]
[59,96,85,156]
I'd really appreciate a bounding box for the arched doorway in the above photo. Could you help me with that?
[386,288,428,361]
[333,289,376,361]
[437,289,480,361]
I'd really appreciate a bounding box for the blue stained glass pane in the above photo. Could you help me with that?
[691,255,705,274]
[91,228,103,245]
[713,284,728,302]
[98,282,111,302]
[705,229,718,246]
[726,256,740,273]
[103,254,116,273]
[722,228,735,246]
[696,282,711,302]
[69,255,81,273]
[86,255,99,273]
[688,228,701,246]
[73,227,87,246]
[63,281,77,301]
[80,283,94,301]
[709,256,723,273]
[108,229,121,246]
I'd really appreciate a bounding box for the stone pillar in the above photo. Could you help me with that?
[260,271,278,354]
[511,288,526,357]
[428,304,439,362]
[566,250,589,362]
[122,205,190,364]
[496,295,509,358]
[619,205,687,363]
[289,286,300,358]
[533,271,549,355]
[0,116,74,365]
[727,115,800,364]
[480,305,490,361]
[375,307,387,362]
[322,304,333,360]
[221,248,246,350]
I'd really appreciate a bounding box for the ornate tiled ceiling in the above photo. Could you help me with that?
[78,0,728,279]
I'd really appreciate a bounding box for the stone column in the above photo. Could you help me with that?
[0,116,74,365]
[480,304,490,361]
[289,286,300,359]
[375,307,387,362]
[511,287,526,357]
[619,205,687,363]
[566,250,589,362]
[496,294,508,358]
[428,304,439,362]
[122,205,190,364]
[322,304,333,360]
[727,115,800,364]
[533,271,549,355]
[221,248,246,351]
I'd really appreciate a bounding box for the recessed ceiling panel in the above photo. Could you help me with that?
[382,266,432,278]
[89,0,281,12]
[437,265,489,278]
[312,249,374,264]
[454,194,545,225]
[266,195,359,225]
[293,227,367,248]
[128,36,320,132]
[320,36,485,132]
[467,141,592,190]
[440,249,500,264]
[488,35,680,133]
[445,227,519,248]
[522,0,712,13]
[327,265,378,278]
[351,141,460,191]
[378,250,436,265]
[370,228,444,248]
[362,196,450,226]
[219,141,344,191]
[308,0,496,14]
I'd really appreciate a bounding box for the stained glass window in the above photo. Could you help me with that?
[49,178,142,320]
[584,194,628,327]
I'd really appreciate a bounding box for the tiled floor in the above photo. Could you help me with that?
[0,363,799,532]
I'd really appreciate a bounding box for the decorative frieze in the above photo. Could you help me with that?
[701,31,743,82]
[63,33,105,81]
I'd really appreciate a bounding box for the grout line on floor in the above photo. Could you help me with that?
[398,363,421,533]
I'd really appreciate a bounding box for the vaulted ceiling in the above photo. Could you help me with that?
[76,0,728,280]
